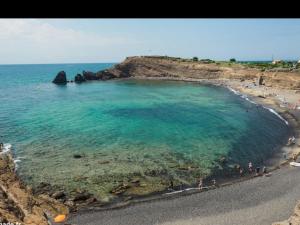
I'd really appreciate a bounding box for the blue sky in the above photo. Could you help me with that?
[0,19,300,64]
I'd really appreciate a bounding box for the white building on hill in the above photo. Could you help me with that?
[272,60,283,65]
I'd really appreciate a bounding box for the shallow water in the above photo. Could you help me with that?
[0,63,290,201]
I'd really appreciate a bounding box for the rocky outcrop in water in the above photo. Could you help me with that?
[52,56,300,89]
[52,71,67,84]
[83,71,98,80]
[82,70,117,81]
[74,74,86,83]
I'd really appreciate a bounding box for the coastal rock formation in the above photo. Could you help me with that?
[74,74,86,83]
[52,71,67,84]
[97,56,300,89]
[83,71,98,80]
[51,56,300,88]
[0,153,69,225]
[82,70,117,81]
[97,70,117,80]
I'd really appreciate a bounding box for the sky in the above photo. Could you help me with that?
[0,19,300,64]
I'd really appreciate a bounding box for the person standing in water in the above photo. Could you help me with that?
[239,167,244,176]
[248,162,253,173]
[255,166,260,176]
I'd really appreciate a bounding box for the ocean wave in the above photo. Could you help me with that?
[0,143,12,154]
[0,143,23,171]
[14,157,22,170]
[227,87,288,125]
[228,87,258,105]
[262,106,289,125]
[228,87,240,95]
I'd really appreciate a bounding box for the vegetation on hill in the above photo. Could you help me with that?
[139,55,299,71]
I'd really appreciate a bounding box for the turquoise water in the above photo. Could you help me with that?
[0,63,290,201]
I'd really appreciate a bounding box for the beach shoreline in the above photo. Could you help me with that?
[1,76,300,225]
[65,76,300,213]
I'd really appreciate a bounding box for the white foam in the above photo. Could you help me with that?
[227,87,288,126]
[0,143,22,171]
[228,87,240,95]
[228,87,257,105]
[262,106,289,125]
[164,190,184,195]
[14,158,21,171]
[0,143,12,154]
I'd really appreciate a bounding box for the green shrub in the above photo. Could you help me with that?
[192,57,198,61]
[229,58,236,62]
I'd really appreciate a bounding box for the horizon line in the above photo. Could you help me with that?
[0,58,299,66]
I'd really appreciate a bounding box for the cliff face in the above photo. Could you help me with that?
[103,56,300,89]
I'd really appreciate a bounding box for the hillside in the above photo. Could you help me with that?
[96,56,300,89]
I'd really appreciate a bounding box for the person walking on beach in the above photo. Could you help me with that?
[0,143,3,152]
[198,178,203,190]
[248,162,253,173]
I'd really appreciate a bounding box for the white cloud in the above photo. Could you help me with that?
[0,19,134,63]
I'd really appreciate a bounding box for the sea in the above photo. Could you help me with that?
[0,63,290,202]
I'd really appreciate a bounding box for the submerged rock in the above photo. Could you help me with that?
[74,74,86,83]
[73,191,92,202]
[34,182,53,195]
[52,71,67,84]
[51,191,66,200]
[110,183,131,195]
[73,154,83,159]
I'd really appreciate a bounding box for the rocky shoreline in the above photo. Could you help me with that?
[0,151,68,225]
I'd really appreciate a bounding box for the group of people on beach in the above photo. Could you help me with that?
[196,162,269,191]
[244,162,268,176]
[234,162,268,177]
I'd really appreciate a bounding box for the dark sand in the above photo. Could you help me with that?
[68,166,300,225]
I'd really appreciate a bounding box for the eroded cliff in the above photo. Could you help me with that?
[101,56,300,89]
